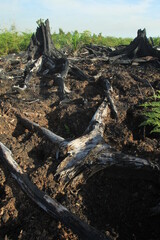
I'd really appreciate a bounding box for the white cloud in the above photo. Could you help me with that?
[39,0,153,15]
[37,0,155,36]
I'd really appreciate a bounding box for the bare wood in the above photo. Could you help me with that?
[56,132,108,184]
[90,57,109,62]
[0,142,109,240]
[84,98,108,134]
[110,58,132,65]
[56,58,71,99]
[70,142,159,189]
[56,75,71,100]
[16,98,109,185]
[15,86,159,191]
[55,93,159,186]
[14,80,159,194]
[13,56,43,91]
[103,79,118,120]
[57,138,159,188]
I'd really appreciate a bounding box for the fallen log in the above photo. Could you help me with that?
[0,142,109,240]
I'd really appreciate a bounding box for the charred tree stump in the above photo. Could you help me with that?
[14,19,70,99]
[27,19,62,60]
[13,19,94,99]
[109,29,160,64]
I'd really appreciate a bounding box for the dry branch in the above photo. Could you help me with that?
[16,114,65,144]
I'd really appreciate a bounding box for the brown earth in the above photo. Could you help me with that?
[0,51,160,240]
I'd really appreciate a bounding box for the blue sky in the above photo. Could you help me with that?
[0,0,160,37]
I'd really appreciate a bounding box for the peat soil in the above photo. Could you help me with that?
[0,50,160,240]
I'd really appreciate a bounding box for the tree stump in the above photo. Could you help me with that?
[14,19,70,99]
[109,29,160,63]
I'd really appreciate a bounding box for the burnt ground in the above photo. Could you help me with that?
[0,50,160,240]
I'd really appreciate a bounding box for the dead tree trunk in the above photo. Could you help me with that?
[109,29,160,63]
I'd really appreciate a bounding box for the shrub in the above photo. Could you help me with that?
[140,91,160,133]
[0,25,32,55]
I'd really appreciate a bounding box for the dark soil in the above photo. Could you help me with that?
[0,51,160,240]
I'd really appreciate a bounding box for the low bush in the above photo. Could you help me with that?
[140,91,160,133]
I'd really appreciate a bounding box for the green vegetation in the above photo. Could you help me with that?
[52,29,133,51]
[36,18,45,27]
[140,91,160,133]
[64,124,71,135]
[0,25,32,55]
[0,24,160,56]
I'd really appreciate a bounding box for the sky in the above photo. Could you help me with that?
[0,0,160,37]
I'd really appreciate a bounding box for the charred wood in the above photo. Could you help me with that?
[84,44,110,57]
[109,29,160,62]
[27,19,62,60]
[14,19,70,100]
